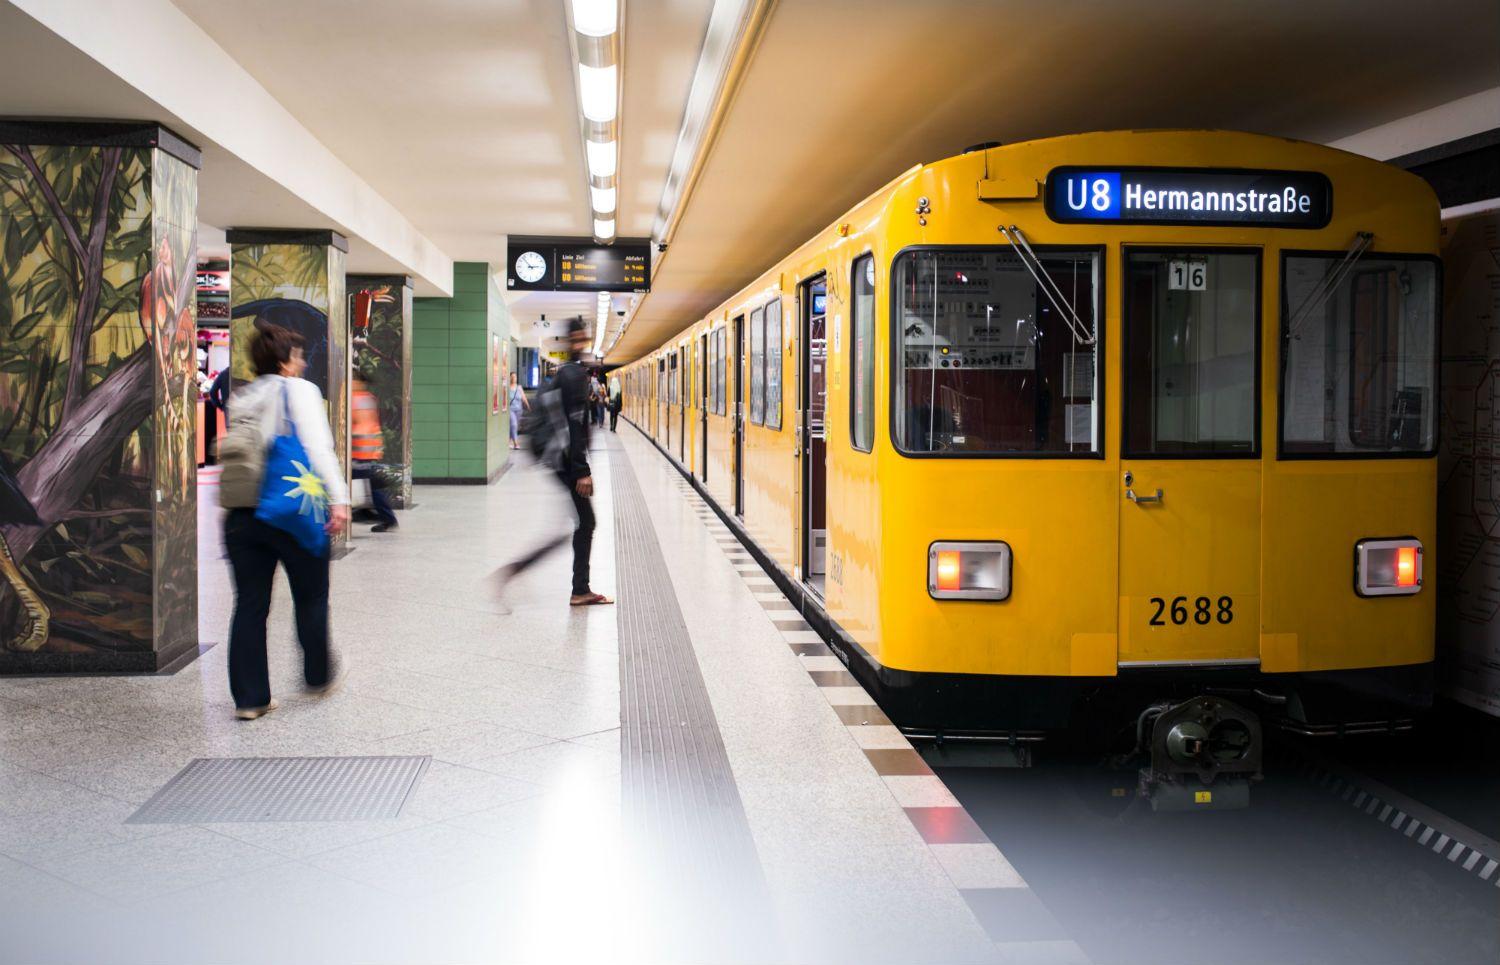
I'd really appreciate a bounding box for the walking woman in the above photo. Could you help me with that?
[508,371,530,449]
[220,323,349,720]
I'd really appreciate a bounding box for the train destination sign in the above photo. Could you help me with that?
[1045,168,1331,228]
[506,238,651,293]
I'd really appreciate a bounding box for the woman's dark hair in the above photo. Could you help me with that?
[250,321,305,376]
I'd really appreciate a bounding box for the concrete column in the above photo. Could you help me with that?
[0,120,201,673]
[226,228,351,556]
[348,274,413,508]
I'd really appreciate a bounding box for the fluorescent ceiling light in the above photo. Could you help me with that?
[585,140,617,179]
[590,186,617,214]
[579,65,617,123]
[572,0,617,38]
[594,218,615,238]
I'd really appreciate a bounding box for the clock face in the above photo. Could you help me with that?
[515,251,547,284]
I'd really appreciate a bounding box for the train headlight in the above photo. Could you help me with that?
[1355,538,1423,597]
[927,541,1011,601]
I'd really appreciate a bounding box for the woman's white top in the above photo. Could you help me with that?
[228,374,350,505]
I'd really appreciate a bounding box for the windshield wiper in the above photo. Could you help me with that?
[1287,231,1374,340]
[999,225,1096,346]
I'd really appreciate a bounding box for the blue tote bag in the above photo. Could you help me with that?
[255,383,331,558]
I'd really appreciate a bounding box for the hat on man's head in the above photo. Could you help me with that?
[567,316,588,336]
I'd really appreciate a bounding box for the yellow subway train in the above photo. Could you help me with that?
[617,131,1439,805]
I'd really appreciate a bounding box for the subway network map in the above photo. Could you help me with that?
[1437,211,1500,716]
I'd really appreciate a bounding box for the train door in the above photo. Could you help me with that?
[656,357,664,441]
[668,352,678,455]
[733,313,746,517]
[699,332,709,481]
[1118,248,1262,666]
[799,275,828,594]
[678,346,687,462]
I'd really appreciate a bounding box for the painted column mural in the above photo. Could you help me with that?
[349,274,413,508]
[227,230,351,556]
[0,121,200,673]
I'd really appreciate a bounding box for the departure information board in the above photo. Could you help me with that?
[506,238,651,293]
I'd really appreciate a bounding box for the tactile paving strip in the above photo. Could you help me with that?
[605,432,774,956]
[126,755,429,824]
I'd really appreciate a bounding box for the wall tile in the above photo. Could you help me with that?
[449,421,486,441]
[412,365,449,386]
[448,458,487,478]
[413,440,449,461]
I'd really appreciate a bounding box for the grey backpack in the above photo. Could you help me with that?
[217,388,268,508]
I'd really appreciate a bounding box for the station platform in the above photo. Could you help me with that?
[0,426,1086,965]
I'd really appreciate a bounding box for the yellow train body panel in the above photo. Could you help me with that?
[621,130,1439,732]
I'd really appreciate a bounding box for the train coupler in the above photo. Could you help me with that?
[1137,695,1263,811]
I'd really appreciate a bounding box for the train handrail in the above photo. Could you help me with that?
[998,226,1097,346]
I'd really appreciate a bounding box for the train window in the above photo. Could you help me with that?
[1124,250,1258,457]
[714,327,725,416]
[750,306,766,425]
[1281,255,1437,456]
[894,247,1100,455]
[851,254,876,452]
[765,298,782,430]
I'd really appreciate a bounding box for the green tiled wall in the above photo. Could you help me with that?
[412,262,512,481]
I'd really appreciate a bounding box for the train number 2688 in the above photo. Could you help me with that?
[1148,596,1233,626]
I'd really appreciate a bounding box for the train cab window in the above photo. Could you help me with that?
[1281,255,1438,456]
[894,247,1100,455]
[851,254,876,452]
[765,298,782,430]
[1124,250,1259,457]
[750,306,765,425]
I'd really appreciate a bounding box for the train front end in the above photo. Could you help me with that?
[857,131,1439,807]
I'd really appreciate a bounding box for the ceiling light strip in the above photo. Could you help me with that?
[603,0,777,361]
[567,0,623,251]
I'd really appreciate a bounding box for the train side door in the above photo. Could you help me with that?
[679,346,687,462]
[699,333,709,480]
[733,313,746,517]
[799,275,828,594]
[1118,248,1262,666]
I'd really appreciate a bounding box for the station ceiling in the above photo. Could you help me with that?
[0,1,1495,357]
[609,0,1500,361]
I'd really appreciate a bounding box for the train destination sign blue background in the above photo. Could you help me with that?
[1045,167,1332,228]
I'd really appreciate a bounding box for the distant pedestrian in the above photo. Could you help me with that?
[608,376,621,432]
[508,372,529,450]
[204,366,231,465]
[351,373,397,532]
[218,323,348,720]
[498,317,612,607]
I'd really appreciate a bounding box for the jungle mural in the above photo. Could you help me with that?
[350,274,412,507]
[229,236,350,555]
[0,135,199,671]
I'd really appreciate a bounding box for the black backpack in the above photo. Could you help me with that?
[520,378,568,473]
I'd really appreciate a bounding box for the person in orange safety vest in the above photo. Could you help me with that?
[351,374,398,532]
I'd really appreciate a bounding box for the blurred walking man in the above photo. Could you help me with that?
[498,318,612,606]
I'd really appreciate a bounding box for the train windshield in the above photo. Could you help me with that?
[1281,255,1438,456]
[893,248,1100,455]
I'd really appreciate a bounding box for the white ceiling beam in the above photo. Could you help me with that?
[1327,84,1500,161]
[8,0,454,294]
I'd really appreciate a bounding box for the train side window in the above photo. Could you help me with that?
[766,298,782,430]
[714,327,725,415]
[1281,255,1437,456]
[894,247,1100,455]
[851,254,876,452]
[750,306,765,425]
